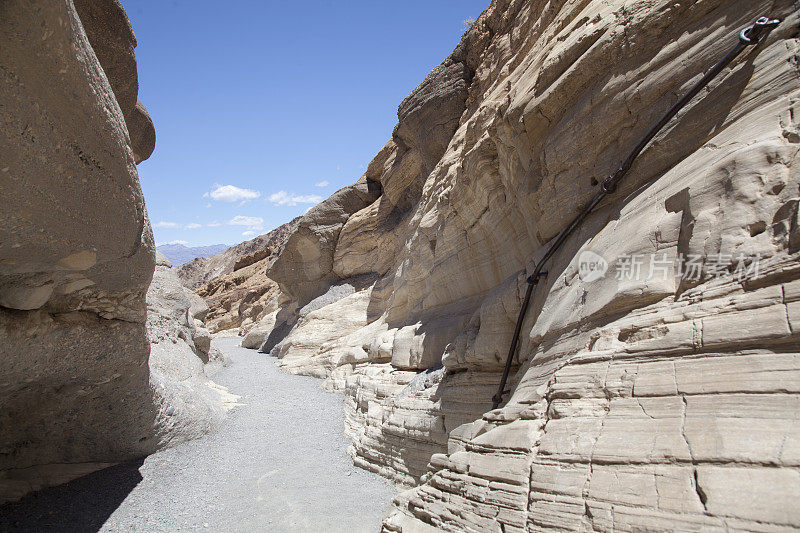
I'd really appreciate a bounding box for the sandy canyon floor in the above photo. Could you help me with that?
[0,338,395,532]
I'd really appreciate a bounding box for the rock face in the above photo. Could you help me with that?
[257,0,800,530]
[0,0,223,502]
[72,0,156,163]
[177,219,299,290]
[183,220,298,334]
[198,253,284,334]
[146,253,234,442]
[268,180,382,306]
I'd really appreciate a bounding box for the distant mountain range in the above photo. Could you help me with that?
[156,243,229,267]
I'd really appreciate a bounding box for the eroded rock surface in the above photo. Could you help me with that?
[254,0,800,530]
[72,0,155,163]
[199,257,284,335]
[175,220,300,337]
[268,180,383,307]
[189,229,295,336]
[0,0,223,503]
[146,253,234,447]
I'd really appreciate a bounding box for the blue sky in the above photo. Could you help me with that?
[125,0,488,247]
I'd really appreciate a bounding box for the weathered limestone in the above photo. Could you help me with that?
[147,253,228,367]
[241,309,278,349]
[0,0,154,500]
[175,220,298,340]
[195,249,284,334]
[0,0,225,502]
[251,0,800,530]
[146,253,235,446]
[72,0,155,164]
[268,180,382,306]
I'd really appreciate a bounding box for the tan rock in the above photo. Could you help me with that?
[0,0,155,502]
[146,252,232,413]
[267,180,382,306]
[0,0,222,503]
[177,219,298,290]
[184,287,209,322]
[72,0,156,163]
[241,310,278,349]
[253,0,800,530]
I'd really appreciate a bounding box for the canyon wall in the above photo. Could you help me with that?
[182,219,299,335]
[0,0,228,502]
[260,0,800,530]
[177,218,298,290]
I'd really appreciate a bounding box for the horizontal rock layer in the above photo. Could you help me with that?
[254,0,800,530]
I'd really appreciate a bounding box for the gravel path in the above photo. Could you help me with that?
[0,338,395,532]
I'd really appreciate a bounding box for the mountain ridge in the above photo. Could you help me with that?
[176,218,300,290]
[156,243,228,267]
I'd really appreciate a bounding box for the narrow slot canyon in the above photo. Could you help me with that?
[2,0,799,532]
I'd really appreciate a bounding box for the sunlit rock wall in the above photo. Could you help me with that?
[264,0,800,530]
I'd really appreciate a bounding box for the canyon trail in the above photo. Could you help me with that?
[0,338,395,532]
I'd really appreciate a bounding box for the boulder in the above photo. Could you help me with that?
[241,310,278,350]
[183,287,210,322]
[193,326,212,355]
[129,101,156,164]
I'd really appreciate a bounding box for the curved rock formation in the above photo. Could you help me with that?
[258,0,800,530]
[0,0,222,502]
[147,253,234,438]
[72,0,156,163]
[268,180,383,306]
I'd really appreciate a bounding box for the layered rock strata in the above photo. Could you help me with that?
[177,218,298,290]
[198,255,283,335]
[185,220,298,335]
[255,0,800,530]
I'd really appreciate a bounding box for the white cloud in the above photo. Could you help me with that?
[315,180,329,188]
[185,223,202,229]
[228,215,264,230]
[207,184,261,203]
[207,221,222,227]
[155,221,180,228]
[268,191,323,207]
[242,230,256,237]
[156,240,188,246]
